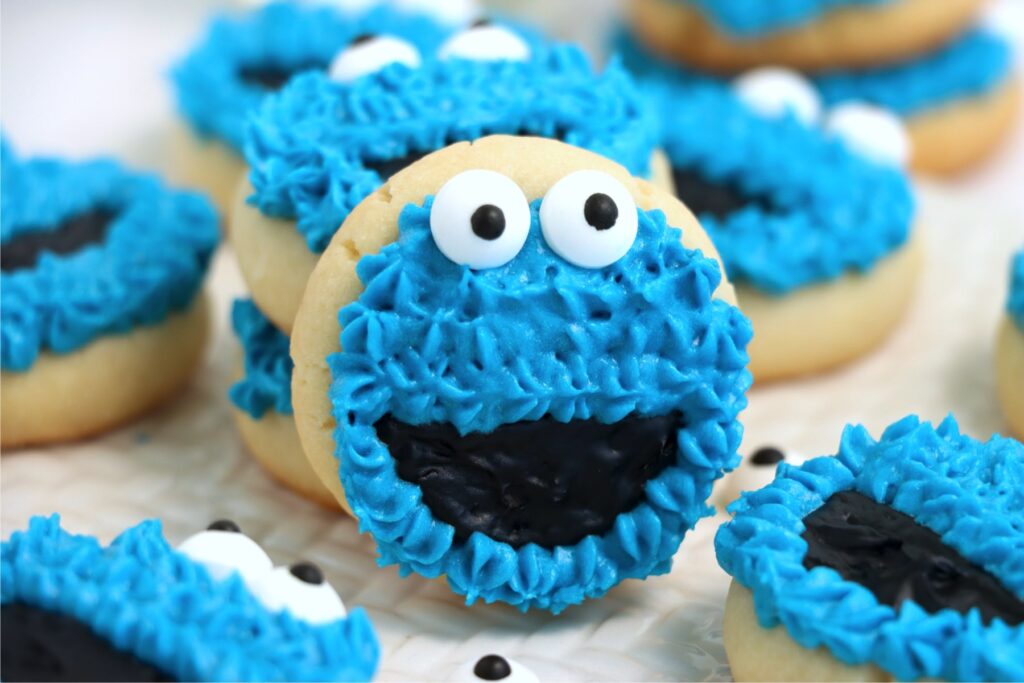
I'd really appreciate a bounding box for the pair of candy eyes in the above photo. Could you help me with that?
[733,67,911,168]
[177,520,346,625]
[430,169,640,270]
[330,22,529,84]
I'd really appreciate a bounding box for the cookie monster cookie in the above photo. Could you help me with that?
[1,515,379,681]
[291,135,752,612]
[233,27,665,333]
[716,415,1024,682]
[230,299,337,508]
[996,248,1024,438]
[170,1,453,214]
[628,0,984,73]
[1,148,218,448]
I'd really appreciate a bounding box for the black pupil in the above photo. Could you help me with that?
[750,447,785,466]
[207,519,240,533]
[471,205,505,241]
[349,32,375,46]
[473,655,511,681]
[290,562,324,585]
[584,193,618,231]
[472,18,492,28]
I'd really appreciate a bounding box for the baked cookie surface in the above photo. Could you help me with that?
[996,249,1024,438]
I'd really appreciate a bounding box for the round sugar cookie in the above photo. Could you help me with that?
[996,249,1024,438]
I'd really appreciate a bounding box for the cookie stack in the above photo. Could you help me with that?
[623,0,1019,175]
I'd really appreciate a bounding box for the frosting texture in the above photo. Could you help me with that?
[172,1,452,153]
[716,415,1024,681]
[1,151,218,372]
[328,198,752,612]
[229,299,293,418]
[672,0,893,37]
[246,44,659,253]
[1,515,379,682]
[1009,248,1024,331]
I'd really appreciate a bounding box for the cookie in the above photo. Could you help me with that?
[233,28,666,333]
[290,135,752,612]
[711,445,808,510]
[716,415,1024,682]
[0,147,218,448]
[1,515,379,681]
[229,299,337,509]
[996,249,1024,438]
[170,1,453,214]
[628,0,985,73]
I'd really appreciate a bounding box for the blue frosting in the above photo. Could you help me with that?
[327,197,753,613]
[671,0,893,36]
[1,151,219,372]
[715,415,1024,682]
[229,298,293,418]
[246,44,660,253]
[1,515,379,682]
[1009,248,1024,331]
[172,1,452,153]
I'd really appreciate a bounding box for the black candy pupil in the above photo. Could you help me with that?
[207,519,241,533]
[349,33,375,46]
[472,18,492,28]
[584,193,618,231]
[290,561,324,585]
[471,204,506,241]
[473,655,512,681]
[750,447,785,466]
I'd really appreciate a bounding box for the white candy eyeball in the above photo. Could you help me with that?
[825,102,910,167]
[177,520,273,583]
[540,170,639,269]
[249,562,347,625]
[439,21,531,62]
[453,654,539,683]
[328,34,421,83]
[733,67,823,126]
[712,446,809,510]
[430,170,531,269]
[394,0,480,26]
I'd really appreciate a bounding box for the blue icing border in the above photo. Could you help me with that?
[229,298,293,418]
[1,151,219,372]
[327,198,752,613]
[1009,248,1024,331]
[1,515,380,682]
[171,1,452,153]
[246,43,660,254]
[670,0,893,37]
[715,415,1024,682]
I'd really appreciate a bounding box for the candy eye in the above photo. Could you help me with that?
[328,34,421,83]
[749,446,785,466]
[732,67,822,126]
[539,170,638,269]
[429,170,531,269]
[455,654,539,683]
[825,102,910,167]
[249,562,347,625]
[177,520,273,583]
[438,20,531,62]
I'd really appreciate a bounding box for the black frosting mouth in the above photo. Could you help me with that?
[238,61,327,91]
[671,167,773,222]
[0,603,173,682]
[802,491,1024,626]
[1,208,117,274]
[375,411,683,549]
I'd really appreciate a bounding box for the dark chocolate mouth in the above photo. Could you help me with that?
[1,208,117,274]
[671,167,773,222]
[0,603,174,682]
[375,411,683,549]
[802,491,1024,626]
[238,61,327,91]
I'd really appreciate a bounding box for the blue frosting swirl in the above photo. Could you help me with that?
[328,197,752,613]
[670,0,893,36]
[715,415,1024,682]
[1009,248,1024,331]
[229,298,293,418]
[171,1,452,153]
[246,44,660,253]
[1,515,380,682]
[1,151,219,372]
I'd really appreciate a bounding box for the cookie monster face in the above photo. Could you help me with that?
[1,516,378,682]
[293,137,752,613]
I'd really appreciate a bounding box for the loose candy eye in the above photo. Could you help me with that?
[177,521,273,583]
[453,654,540,683]
[328,34,421,83]
[539,170,638,269]
[438,21,531,62]
[430,170,531,269]
[733,67,822,125]
[394,0,481,26]
[825,102,910,167]
[249,562,347,624]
